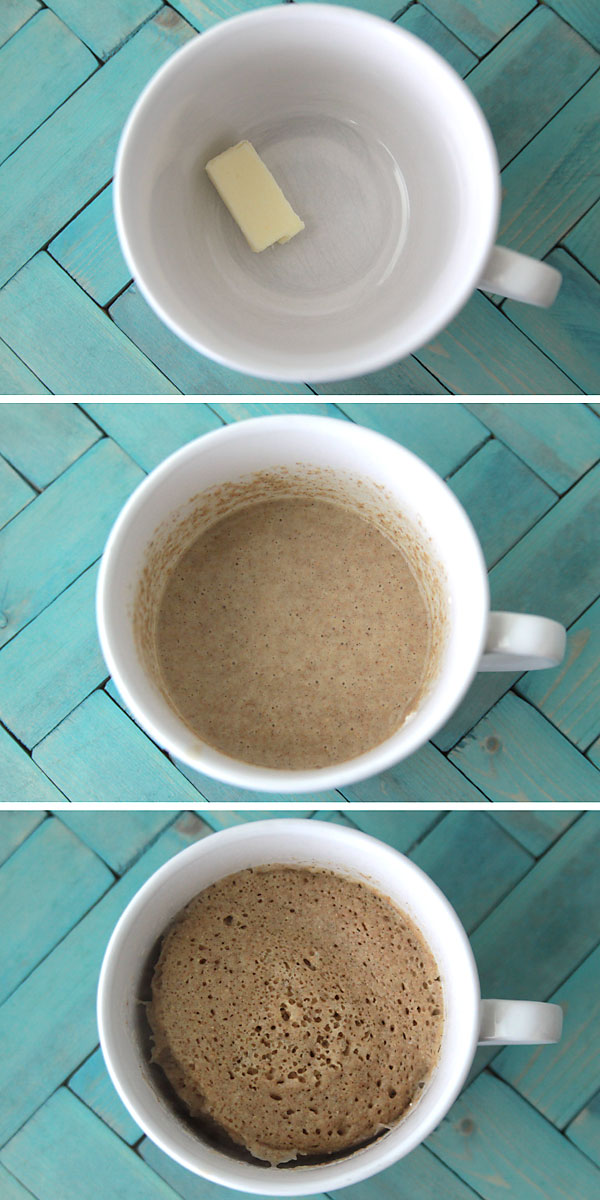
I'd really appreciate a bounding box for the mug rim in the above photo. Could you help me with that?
[113,3,501,382]
[97,818,482,1194]
[96,414,490,793]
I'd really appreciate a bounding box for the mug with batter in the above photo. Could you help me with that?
[97,415,566,793]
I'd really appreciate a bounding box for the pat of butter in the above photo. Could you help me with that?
[206,140,304,253]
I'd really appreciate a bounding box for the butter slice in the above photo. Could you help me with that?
[206,140,304,253]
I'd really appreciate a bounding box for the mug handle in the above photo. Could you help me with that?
[479,998,563,1045]
[478,245,561,307]
[479,611,566,672]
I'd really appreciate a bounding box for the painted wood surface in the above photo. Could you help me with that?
[0,400,597,810]
[0,1,599,393]
[0,810,597,1200]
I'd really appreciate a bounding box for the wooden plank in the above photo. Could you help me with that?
[0,401,100,488]
[0,817,113,1004]
[0,455,35,530]
[333,401,488,476]
[142,1133,480,1200]
[397,4,477,76]
[0,338,49,395]
[489,461,600,625]
[0,815,208,1144]
[338,742,489,805]
[489,810,580,857]
[0,10,97,165]
[0,0,40,48]
[168,0,285,36]
[545,0,600,52]
[466,7,599,169]
[414,292,581,395]
[49,184,131,307]
[0,1164,36,1200]
[431,673,516,753]
[471,814,598,1002]
[0,725,66,806]
[140,1133,333,1200]
[309,354,449,396]
[46,0,162,59]
[449,692,600,805]
[109,284,312,395]
[68,1048,142,1146]
[503,251,600,395]
[565,198,600,281]
[427,1073,600,1200]
[494,943,600,1127]
[417,0,534,55]
[567,1090,600,1168]
[193,809,314,829]
[517,597,600,751]
[410,811,533,933]
[32,690,206,806]
[209,400,343,422]
[0,811,45,867]
[0,562,106,749]
[448,439,556,568]
[80,401,222,472]
[498,72,600,260]
[0,1089,183,1200]
[0,254,180,395]
[0,8,195,289]
[58,808,183,874]
[345,808,441,854]
[0,437,143,649]
[465,401,600,493]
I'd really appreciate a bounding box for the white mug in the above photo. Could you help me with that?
[114,4,561,383]
[97,819,563,1195]
[96,414,566,794]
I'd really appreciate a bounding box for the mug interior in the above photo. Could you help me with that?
[97,820,480,1194]
[96,416,489,793]
[115,5,499,380]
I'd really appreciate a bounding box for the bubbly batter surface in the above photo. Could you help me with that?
[155,496,432,768]
[148,866,443,1165]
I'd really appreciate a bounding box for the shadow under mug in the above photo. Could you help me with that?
[97,819,563,1195]
[96,415,566,795]
[114,4,562,383]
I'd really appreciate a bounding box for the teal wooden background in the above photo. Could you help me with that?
[0,0,599,395]
[0,399,599,805]
[0,807,598,1200]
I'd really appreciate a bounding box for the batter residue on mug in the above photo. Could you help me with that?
[147,865,444,1165]
[154,496,432,768]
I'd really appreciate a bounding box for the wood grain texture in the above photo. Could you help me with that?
[0,255,180,395]
[0,818,112,1004]
[396,4,477,75]
[0,401,99,488]
[0,339,49,396]
[0,9,195,289]
[466,6,598,169]
[517,597,600,751]
[32,690,206,806]
[0,455,35,530]
[545,0,600,51]
[449,692,600,805]
[334,400,487,475]
[46,0,162,59]
[49,184,130,307]
[427,1072,600,1200]
[0,725,66,806]
[567,1090,600,1167]
[0,1164,37,1200]
[58,807,189,873]
[494,942,600,1127]
[0,10,96,165]
[338,742,489,805]
[465,401,600,493]
[503,250,600,395]
[0,811,45,867]
[0,437,143,648]
[565,198,600,280]
[0,0,40,48]
[68,1049,142,1146]
[0,562,105,749]
[80,400,222,471]
[0,816,208,1144]
[448,438,556,568]
[414,292,582,395]
[140,1133,333,1200]
[489,809,580,856]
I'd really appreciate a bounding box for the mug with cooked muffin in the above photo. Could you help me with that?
[96,414,566,794]
[97,819,562,1193]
